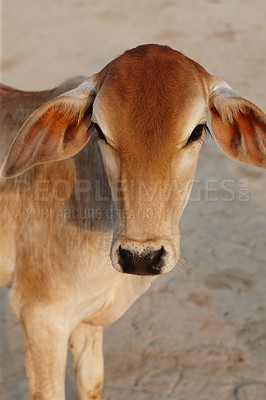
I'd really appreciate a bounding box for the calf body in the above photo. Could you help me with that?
[0,44,265,399]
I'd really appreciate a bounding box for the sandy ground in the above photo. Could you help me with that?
[0,0,266,399]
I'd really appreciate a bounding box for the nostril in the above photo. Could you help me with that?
[149,247,164,265]
[119,246,133,263]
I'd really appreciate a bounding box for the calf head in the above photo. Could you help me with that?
[2,44,266,276]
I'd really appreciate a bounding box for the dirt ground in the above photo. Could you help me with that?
[0,0,266,399]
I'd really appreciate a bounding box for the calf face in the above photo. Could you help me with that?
[1,44,266,276]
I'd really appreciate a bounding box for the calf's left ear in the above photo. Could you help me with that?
[209,82,266,169]
[1,78,96,178]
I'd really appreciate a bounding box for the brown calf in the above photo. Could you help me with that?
[0,44,265,400]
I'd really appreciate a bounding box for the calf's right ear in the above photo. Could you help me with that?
[1,78,96,178]
[209,81,266,169]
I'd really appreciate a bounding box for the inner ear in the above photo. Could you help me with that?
[209,85,266,169]
[1,80,96,178]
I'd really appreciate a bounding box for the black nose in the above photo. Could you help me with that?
[118,246,165,275]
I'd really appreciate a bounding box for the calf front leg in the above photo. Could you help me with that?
[70,323,104,400]
[21,306,70,400]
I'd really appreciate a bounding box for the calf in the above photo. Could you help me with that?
[0,44,265,400]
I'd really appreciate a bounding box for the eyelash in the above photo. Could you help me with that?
[89,122,108,144]
[89,122,211,147]
[186,124,210,146]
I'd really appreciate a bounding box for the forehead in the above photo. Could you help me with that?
[94,45,209,148]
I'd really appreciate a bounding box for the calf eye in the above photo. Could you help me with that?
[90,122,108,144]
[186,124,205,145]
